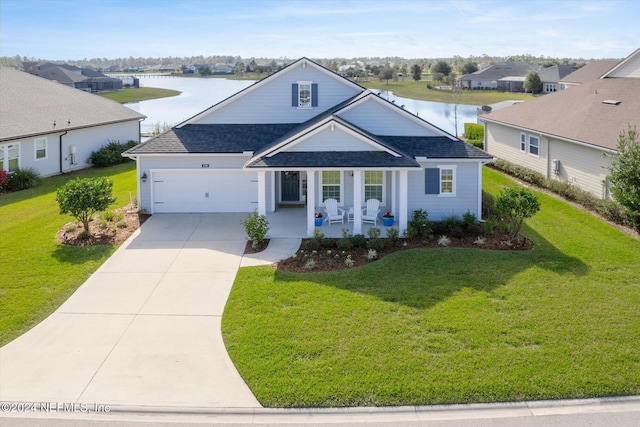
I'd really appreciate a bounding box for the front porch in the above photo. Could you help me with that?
[265,208,399,239]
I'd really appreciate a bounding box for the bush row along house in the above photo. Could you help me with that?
[479,48,640,199]
[0,66,145,177]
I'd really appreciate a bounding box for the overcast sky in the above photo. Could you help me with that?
[1,0,637,60]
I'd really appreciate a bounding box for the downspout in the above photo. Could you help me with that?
[59,130,68,174]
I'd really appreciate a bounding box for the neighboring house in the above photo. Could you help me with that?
[124,57,493,236]
[458,62,540,91]
[538,64,578,93]
[0,66,145,177]
[21,62,123,92]
[559,60,620,89]
[480,48,640,199]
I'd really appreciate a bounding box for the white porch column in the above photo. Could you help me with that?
[270,171,276,212]
[306,170,316,237]
[391,170,397,217]
[353,170,363,235]
[398,170,408,235]
[257,171,266,216]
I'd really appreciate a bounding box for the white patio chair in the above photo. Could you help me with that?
[361,199,381,225]
[324,198,345,225]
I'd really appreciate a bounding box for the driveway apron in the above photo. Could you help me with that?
[0,213,261,408]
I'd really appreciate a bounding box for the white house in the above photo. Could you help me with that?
[0,66,145,177]
[480,49,640,199]
[124,58,493,236]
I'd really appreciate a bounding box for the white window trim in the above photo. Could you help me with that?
[520,133,526,153]
[319,170,344,206]
[437,165,456,197]
[528,135,540,158]
[362,170,385,204]
[297,80,312,109]
[0,142,21,173]
[34,137,47,160]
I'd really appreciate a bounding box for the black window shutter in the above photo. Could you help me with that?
[291,83,298,106]
[425,168,440,194]
[311,83,318,107]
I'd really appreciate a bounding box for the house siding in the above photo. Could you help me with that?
[485,121,612,198]
[407,162,479,221]
[194,66,361,125]
[5,121,140,177]
[337,99,438,136]
[485,122,548,176]
[548,137,611,198]
[287,126,384,152]
[138,155,251,212]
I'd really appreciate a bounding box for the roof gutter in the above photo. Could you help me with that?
[59,130,68,174]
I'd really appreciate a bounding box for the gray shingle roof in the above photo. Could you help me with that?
[559,60,619,84]
[538,65,578,83]
[246,151,420,168]
[380,136,493,159]
[126,124,299,154]
[0,66,145,141]
[458,62,540,82]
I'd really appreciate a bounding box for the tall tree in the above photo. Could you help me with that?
[608,125,640,230]
[411,64,422,81]
[524,70,542,94]
[379,66,395,84]
[433,60,452,76]
[460,61,478,75]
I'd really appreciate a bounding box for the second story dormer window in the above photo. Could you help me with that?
[292,82,318,108]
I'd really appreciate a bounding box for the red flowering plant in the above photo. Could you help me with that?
[382,211,394,218]
[0,170,7,193]
[315,212,324,218]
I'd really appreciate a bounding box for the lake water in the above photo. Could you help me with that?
[128,76,477,137]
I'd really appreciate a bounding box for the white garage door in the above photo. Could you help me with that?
[152,170,258,213]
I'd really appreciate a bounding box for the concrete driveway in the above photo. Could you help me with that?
[0,214,262,408]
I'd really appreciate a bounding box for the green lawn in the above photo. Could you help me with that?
[361,79,534,105]
[98,87,181,103]
[222,167,640,407]
[0,163,137,346]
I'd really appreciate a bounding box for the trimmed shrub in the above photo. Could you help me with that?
[464,123,484,140]
[56,177,115,233]
[495,187,541,242]
[90,140,138,168]
[351,234,367,248]
[241,209,270,249]
[6,167,42,191]
[406,209,432,238]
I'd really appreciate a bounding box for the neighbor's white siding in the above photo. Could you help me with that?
[407,162,480,221]
[548,137,612,198]
[7,120,139,177]
[484,121,612,198]
[337,98,438,136]
[485,122,547,176]
[194,66,361,125]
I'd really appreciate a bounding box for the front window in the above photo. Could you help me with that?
[364,170,384,203]
[0,143,20,173]
[322,171,341,203]
[299,83,311,107]
[529,135,540,157]
[35,137,47,160]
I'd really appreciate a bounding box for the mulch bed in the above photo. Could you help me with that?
[56,204,150,246]
[244,239,270,254]
[274,230,533,273]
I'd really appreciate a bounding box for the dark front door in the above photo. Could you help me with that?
[281,171,300,202]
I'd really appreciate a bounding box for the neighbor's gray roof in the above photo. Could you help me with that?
[538,65,578,83]
[0,66,145,141]
[559,60,619,84]
[458,62,540,81]
[481,77,640,151]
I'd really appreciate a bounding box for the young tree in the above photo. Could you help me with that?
[524,70,542,94]
[495,187,541,242]
[379,66,395,84]
[411,64,422,81]
[56,177,115,234]
[608,125,640,229]
[433,60,452,76]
